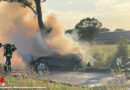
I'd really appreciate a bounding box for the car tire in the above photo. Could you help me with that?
[37,62,48,73]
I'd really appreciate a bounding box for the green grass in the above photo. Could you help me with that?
[1,75,86,90]
[96,45,117,56]
[0,75,130,90]
[95,44,130,56]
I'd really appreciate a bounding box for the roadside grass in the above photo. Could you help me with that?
[2,75,87,90]
[1,75,130,90]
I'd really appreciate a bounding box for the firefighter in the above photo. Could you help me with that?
[3,44,17,72]
[86,62,91,69]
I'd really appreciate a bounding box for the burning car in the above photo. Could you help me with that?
[31,53,83,73]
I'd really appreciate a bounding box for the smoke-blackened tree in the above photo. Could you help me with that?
[0,0,51,33]
[75,17,102,42]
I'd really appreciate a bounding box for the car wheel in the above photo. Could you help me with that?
[37,62,48,72]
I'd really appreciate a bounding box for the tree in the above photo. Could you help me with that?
[0,0,51,34]
[115,29,124,32]
[101,27,110,32]
[75,17,102,42]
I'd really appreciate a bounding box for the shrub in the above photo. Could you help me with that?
[111,37,129,72]
[116,37,128,58]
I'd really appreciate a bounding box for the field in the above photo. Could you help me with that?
[91,44,130,68]
[95,44,130,56]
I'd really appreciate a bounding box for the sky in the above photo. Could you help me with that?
[44,0,130,31]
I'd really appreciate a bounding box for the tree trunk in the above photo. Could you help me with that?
[34,0,46,30]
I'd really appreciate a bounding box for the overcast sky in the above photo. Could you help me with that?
[44,0,130,31]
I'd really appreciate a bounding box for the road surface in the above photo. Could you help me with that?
[11,70,129,87]
[47,71,126,87]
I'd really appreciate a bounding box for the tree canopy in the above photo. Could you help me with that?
[115,29,125,32]
[0,0,51,34]
[101,27,110,32]
[75,17,102,42]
